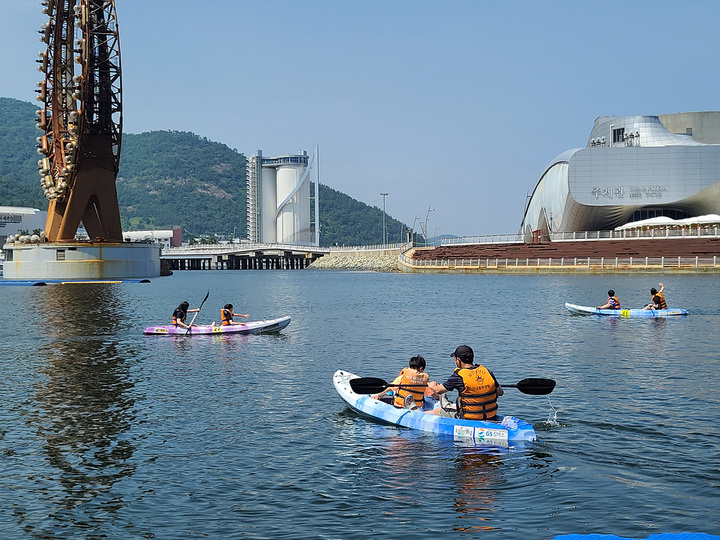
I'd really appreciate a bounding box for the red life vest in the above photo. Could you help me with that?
[455,365,499,420]
[392,368,429,408]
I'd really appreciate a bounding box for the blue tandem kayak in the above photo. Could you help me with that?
[333,370,536,448]
[565,302,688,318]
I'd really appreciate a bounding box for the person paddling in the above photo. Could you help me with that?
[172,301,200,329]
[221,303,249,326]
[426,345,504,420]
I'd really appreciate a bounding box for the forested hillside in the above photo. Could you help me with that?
[0,97,410,246]
[0,98,48,208]
[318,183,408,246]
[118,131,248,239]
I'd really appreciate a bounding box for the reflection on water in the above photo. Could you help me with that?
[26,284,137,533]
[377,433,503,533]
[449,448,502,532]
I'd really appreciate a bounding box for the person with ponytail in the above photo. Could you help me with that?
[172,301,200,328]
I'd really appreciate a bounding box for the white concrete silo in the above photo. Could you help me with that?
[246,150,317,245]
[276,160,311,244]
[261,167,278,243]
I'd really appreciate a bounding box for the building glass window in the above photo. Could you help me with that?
[612,128,625,144]
[629,208,690,222]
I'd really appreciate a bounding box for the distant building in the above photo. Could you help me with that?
[246,150,317,245]
[521,112,720,239]
[123,226,182,249]
[0,207,47,245]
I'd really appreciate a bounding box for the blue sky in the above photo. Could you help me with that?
[3,1,720,238]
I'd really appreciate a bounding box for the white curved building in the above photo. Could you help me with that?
[520,112,720,240]
[246,150,318,245]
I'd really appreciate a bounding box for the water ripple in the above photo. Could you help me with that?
[0,272,718,538]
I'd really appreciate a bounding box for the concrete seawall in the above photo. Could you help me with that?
[308,247,402,272]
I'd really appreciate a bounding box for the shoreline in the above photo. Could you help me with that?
[308,244,720,274]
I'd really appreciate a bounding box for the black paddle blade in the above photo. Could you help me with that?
[510,378,556,395]
[349,377,390,395]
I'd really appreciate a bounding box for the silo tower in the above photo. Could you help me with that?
[246,150,318,245]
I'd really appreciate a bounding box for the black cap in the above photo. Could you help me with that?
[450,345,474,362]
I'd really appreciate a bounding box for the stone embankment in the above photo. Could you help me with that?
[308,249,400,272]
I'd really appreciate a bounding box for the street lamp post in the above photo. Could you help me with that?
[424,206,434,246]
[412,215,420,245]
[380,192,388,245]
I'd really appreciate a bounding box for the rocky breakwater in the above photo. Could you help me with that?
[308,249,401,272]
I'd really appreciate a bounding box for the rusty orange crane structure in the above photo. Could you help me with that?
[36,0,123,242]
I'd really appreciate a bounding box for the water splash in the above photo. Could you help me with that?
[543,397,560,427]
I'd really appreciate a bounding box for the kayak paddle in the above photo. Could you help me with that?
[349,377,425,395]
[185,290,209,335]
[502,378,556,395]
[349,376,555,396]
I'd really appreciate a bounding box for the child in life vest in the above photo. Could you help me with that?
[643,282,667,310]
[372,355,429,409]
[220,303,250,325]
[598,289,620,310]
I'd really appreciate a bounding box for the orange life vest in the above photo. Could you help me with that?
[172,308,185,327]
[653,292,667,309]
[456,365,499,420]
[221,309,233,325]
[392,368,429,408]
[609,296,620,309]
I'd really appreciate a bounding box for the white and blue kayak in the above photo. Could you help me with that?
[333,370,538,448]
[144,315,291,335]
[565,303,688,318]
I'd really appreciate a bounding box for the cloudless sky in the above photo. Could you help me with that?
[2,0,720,238]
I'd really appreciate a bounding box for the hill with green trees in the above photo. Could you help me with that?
[0,97,411,246]
[0,98,48,209]
[118,130,248,240]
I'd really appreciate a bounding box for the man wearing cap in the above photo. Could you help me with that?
[426,345,504,420]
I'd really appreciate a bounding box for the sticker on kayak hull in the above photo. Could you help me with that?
[453,425,509,447]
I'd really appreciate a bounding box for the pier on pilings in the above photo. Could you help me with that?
[161,244,328,271]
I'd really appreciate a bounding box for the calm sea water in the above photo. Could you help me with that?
[0,270,718,539]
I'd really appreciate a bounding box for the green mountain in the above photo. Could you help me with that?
[0,98,48,209]
[118,130,248,239]
[0,97,410,246]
